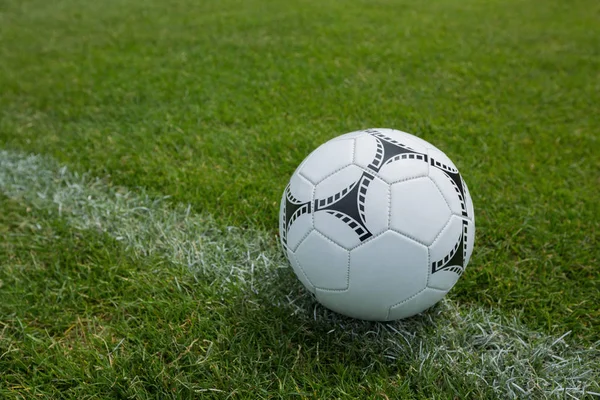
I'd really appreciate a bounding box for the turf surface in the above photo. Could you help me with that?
[0,0,599,397]
[1,155,597,398]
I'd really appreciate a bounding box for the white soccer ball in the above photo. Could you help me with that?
[279,128,475,321]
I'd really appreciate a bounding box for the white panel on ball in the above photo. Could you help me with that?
[387,287,447,320]
[362,176,390,237]
[286,247,315,294]
[286,213,313,252]
[353,134,379,171]
[288,172,314,203]
[377,158,429,184]
[390,177,452,245]
[398,131,442,152]
[314,211,362,250]
[298,139,355,184]
[315,231,428,321]
[314,165,363,200]
[294,231,350,290]
[428,168,467,218]
[427,215,466,291]
[464,179,475,223]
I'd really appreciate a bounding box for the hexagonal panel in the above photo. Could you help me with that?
[315,231,428,321]
[387,287,447,320]
[295,231,350,290]
[285,247,315,294]
[427,215,465,291]
[298,139,355,184]
[390,177,452,245]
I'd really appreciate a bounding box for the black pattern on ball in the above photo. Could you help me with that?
[282,130,472,276]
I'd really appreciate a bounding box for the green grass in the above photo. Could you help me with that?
[0,162,597,399]
[1,0,598,229]
[0,0,599,397]
[0,196,503,398]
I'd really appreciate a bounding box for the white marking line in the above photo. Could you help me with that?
[1,150,598,399]
[0,150,283,287]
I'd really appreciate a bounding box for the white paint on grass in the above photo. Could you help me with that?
[0,150,278,290]
[1,150,598,399]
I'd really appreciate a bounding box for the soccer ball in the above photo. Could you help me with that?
[279,128,475,321]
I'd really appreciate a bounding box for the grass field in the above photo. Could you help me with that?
[0,0,599,398]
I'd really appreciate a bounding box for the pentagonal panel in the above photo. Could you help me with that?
[428,215,467,291]
[286,247,315,294]
[295,231,350,290]
[387,287,447,320]
[390,177,452,245]
[315,231,428,321]
[314,165,371,250]
[298,139,355,184]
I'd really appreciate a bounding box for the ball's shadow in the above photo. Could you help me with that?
[232,266,448,373]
